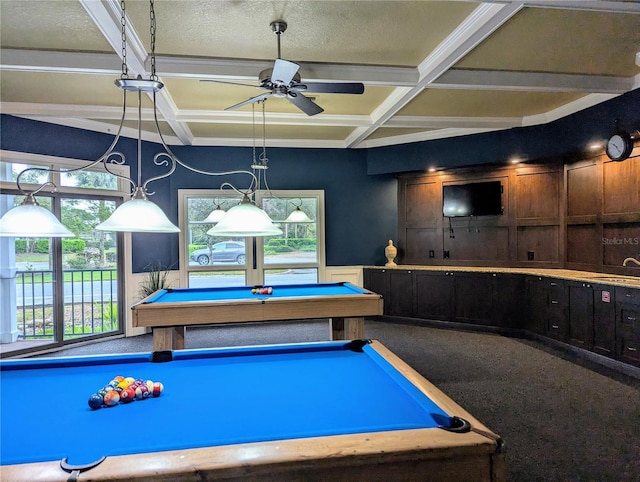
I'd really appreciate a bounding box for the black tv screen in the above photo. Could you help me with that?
[443,181,503,217]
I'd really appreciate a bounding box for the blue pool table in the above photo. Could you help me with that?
[132,282,384,351]
[0,340,504,481]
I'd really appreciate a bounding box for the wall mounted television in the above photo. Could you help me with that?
[442,181,503,217]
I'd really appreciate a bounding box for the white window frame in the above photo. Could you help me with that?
[178,189,326,287]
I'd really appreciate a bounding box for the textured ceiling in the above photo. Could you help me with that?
[1,0,639,150]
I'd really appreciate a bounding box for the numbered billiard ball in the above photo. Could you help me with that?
[152,382,164,397]
[103,390,120,406]
[120,387,135,403]
[134,385,149,400]
[88,393,104,410]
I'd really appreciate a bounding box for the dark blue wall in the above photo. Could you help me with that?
[0,115,398,271]
[366,88,640,174]
[2,89,638,270]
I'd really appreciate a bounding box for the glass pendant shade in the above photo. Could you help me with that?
[0,196,74,238]
[96,190,180,233]
[286,207,312,223]
[207,199,282,237]
[204,208,226,223]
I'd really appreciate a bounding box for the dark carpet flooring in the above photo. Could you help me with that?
[39,319,640,481]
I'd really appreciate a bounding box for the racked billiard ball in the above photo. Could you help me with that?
[103,390,120,406]
[134,385,149,400]
[88,393,104,410]
[151,381,164,397]
[120,387,135,403]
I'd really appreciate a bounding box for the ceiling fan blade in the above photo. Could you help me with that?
[293,82,365,94]
[272,58,300,86]
[225,92,272,111]
[201,79,263,89]
[287,91,324,116]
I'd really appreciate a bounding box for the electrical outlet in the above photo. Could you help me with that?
[443,250,450,259]
[429,250,435,258]
[527,251,535,261]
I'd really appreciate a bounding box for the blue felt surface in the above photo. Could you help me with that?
[0,341,450,466]
[146,282,368,304]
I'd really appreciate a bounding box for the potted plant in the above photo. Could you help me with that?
[138,261,173,299]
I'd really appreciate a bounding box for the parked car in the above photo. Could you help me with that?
[190,241,246,265]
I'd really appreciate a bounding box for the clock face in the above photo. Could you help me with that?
[606,134,630,160]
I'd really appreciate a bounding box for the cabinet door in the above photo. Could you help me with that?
[453,273,494,325]
[388,270,415,317]
[615,287,640,367]
[492,274,524,328]
[567,282,594,349]
[592,285,616,358]
[414,272,453,321]
[363,269,390,309]
[526,277,548,335]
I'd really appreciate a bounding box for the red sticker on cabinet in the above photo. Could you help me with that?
[602,291,610,303]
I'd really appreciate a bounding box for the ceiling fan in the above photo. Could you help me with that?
[201,21,365,116]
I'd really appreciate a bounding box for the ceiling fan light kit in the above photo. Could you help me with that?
[202,20,365,116]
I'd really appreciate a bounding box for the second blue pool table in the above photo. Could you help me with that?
[0,340,504,481]
[132,282,384,351]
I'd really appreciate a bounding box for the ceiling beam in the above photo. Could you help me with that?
[432,68,634,94]
[346,1,524,148]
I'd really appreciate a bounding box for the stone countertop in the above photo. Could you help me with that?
[364,265,640,288]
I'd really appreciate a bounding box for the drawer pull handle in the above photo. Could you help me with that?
[628,347,637,352]
[550,282,558,286]
[627,317,637,322]
[551,325,559,329]
[626,294,633,298]
[551,300,559,304]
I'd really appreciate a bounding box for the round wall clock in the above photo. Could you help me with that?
[605,131,633,161]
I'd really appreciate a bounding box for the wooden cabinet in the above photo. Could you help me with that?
[363,268,415,317]
[525,277,548,335]
[492,274,524,328]
[414,271,454,321]
[363,268,390,311]
[546,279,567,341]
[388,270,415,317]
[567,281,594,350]
[615,286,640,367]
[364,267,639,370]
[592,285,616,358]
[525,276,566,339]
[453,273,494,325]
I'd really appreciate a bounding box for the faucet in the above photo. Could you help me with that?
[623,257,640,267]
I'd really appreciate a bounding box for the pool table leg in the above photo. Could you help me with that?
[153,326,186,351]
[330,317,365,340]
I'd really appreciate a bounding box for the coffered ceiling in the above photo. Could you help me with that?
[1,1,639,150]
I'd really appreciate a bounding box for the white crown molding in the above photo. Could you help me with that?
[356,127,501,149]
[522,93,618,126]
[18,116,182,146]
[385,115,522,129]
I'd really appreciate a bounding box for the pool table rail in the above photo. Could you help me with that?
[131,283,384,351]
[0,340,504,482]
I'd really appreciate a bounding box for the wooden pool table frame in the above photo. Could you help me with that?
[1,341,505,481]
[131,284,384,351]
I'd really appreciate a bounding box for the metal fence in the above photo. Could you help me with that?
[15,269,119,339]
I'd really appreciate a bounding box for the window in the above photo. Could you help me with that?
[179,190,325,288]
[0,150,129,355]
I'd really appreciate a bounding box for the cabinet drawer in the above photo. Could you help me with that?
[615,286,640,306]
